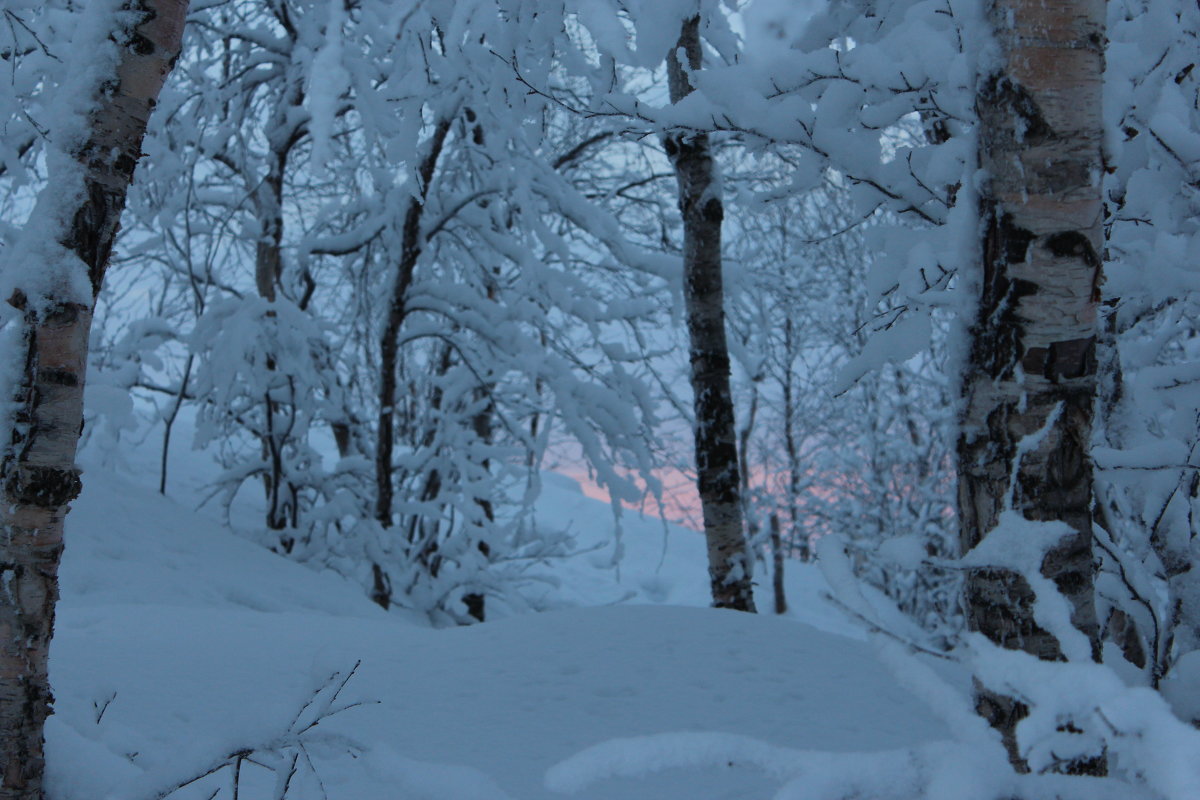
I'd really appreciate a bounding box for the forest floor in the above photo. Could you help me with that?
[46,423,960,799]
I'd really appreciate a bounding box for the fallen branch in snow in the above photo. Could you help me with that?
[92,691,117,725]
[147,660,377,800]
[820,592,958,662]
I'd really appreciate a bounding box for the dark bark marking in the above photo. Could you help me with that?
[1044,231,1101,268]
[66,180,123,296]
[3,465,82,508]
[41,303,81,327]
[128,32,155,56]
[370,563,391,610]
[114,152,139,179]
[1003,228,1035,265]
[702,197,723,224]
[463,593,485,622]
[979,74,1054,144]
[1022,337,1096,381]
[35,369,77,387]
[963,568,1056,657]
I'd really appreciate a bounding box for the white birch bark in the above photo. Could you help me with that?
[959,0,1105,771]
[0,3,187,795]
[666,16,756,612]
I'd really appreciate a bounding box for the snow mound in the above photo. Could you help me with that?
[48,466,947,799]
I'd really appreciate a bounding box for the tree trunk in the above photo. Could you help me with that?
[0,3,186,796]
[253,75,305,533]
[960,0,1104,771]
[770,514,788,615]
[464,346,496,623]
[665,17,756,612]
[781,318,808,561]
[738,379,760,579]
[255,139,288,534]
[374,117,451,528]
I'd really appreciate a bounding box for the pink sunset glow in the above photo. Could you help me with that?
[551,464,705,532]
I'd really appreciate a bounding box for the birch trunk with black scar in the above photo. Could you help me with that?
[959,0,1104,773]
[665,16,755,612]
[0,2,187,796]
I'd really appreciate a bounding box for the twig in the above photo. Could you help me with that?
[272,752,300,800]
[93,691,117,724]
[151,749,254,800]
[3,10,60,61]
[822,591,957,661]
[150,660,374,800]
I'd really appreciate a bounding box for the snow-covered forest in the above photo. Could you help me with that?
[0,0,1198,797]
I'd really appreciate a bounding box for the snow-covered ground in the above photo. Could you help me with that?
[44,424,1200,799]
[43,424,960,799]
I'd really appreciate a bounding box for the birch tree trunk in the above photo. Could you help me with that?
[770,514,788,615]
[959,0,1104,770]
[665,16,756,612]
[0,3,187,795]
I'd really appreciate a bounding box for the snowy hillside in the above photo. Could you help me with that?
[46,445,951,800]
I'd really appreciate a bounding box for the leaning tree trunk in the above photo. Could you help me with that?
[0,3,187,796]
[665,16,756,612]
[374,117,451,530]
[959,0,1104,771]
